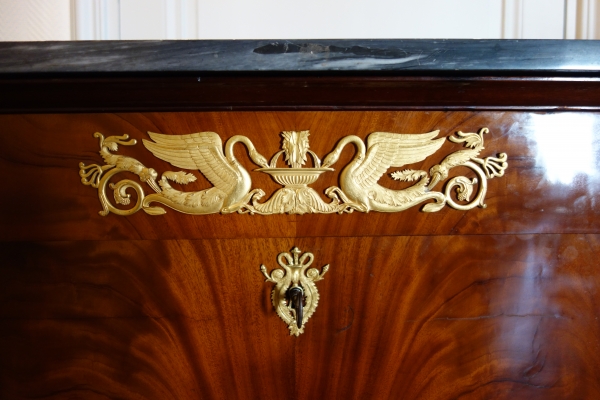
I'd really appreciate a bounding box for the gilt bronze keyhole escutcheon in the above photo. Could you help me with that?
[260,247,329,336]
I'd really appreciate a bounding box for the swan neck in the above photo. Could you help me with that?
[225,135,253,162]
[339,135,366,158]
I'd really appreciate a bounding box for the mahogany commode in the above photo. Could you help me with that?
[0,40,599,399]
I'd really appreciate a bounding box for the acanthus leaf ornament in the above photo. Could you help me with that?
[79,128,508,216]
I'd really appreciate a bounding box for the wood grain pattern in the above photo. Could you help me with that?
[2,41,599,400]
[0,235,598,399]
[1,111,599,241]
[0,239,296,399]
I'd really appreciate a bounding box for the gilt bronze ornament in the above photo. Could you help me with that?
[79,128,508,216]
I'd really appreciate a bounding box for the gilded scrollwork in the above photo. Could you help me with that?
[79,132,163,216]
[79,127,508,216]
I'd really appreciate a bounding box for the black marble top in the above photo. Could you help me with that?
[0,39,599,75]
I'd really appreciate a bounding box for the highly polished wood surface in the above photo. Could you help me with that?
[2,39,600,399]
[1,236,598,399]
[1,111,599,241]
[3,76,600,113]
[1,109,599,399]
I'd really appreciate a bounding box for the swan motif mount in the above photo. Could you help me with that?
[79,128,508,216]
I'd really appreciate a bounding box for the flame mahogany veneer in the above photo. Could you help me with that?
[1,40,599,400]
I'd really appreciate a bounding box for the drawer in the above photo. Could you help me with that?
[1,235,598,399]
[2,111,599,241]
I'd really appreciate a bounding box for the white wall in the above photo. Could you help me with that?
[1,0,599,41]
[191,0,505,40]
[0,0,71,41]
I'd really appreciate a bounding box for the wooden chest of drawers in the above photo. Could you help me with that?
[1,40,599,399]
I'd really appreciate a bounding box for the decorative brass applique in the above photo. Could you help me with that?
[79,128,507,216]
[260,247,329,336]
[322,128,508,213]
[244,130,351,214]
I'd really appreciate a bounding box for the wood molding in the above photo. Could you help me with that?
[503,0,566,39]
[71,0,120,40]
[565,0,579,38]
[165,0,198,39]
[502,0,524,39]
[566,0,600,39]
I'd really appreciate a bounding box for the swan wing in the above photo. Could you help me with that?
[354,130,445,188]
[143,132,238,193]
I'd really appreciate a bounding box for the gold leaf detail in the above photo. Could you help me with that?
[163,171,198,184]
[390,169,427,182]
[281,130,310,168]
[80,127,508,216]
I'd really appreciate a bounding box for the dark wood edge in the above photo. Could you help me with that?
[2,75,600,113]
[3,106,600,114]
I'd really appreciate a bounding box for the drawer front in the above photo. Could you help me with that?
[1,110,599,399]
[1,111,599,241]
[1,236,599,399]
